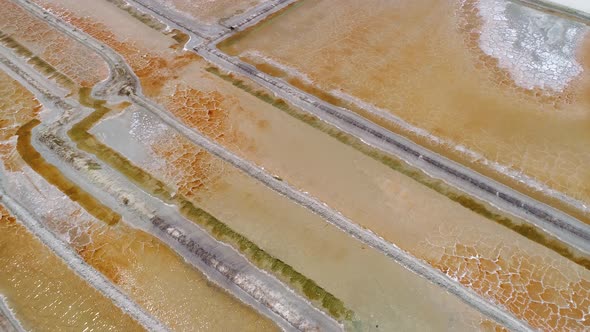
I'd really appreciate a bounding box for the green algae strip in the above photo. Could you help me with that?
[69,87,354,321]
[114,0,583,267]
[205,66,590,271]
[16,119,121,225]
[0,31,75,91]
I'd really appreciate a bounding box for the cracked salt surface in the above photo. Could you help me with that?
[541,0,590,16]
[477,0,588,92]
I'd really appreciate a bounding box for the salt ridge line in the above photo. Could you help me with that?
[0,296,25,332]
[128,90,533,332]
[0,34,334,332]
[329,87,590,220]
[200,0,590,252]
[18,0,530,329]
[7,2,343,329]
[512,0,590,23]
[239,46,588,216]
[234,0,590,222]
[125,0,296,43]
[220,0,297,31]
[38,0,531,331]
[194,43,590,257]
[27,0,534,329]
[35,126,331,332]
[0,186,169,332]
[122,0,213,42]
[0,50,169,332]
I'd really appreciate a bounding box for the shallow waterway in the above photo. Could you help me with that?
[219,0,590,223]
[93,106,496,331]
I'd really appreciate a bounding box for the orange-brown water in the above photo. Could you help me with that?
[220,0,590,223]
[0,17,278,329]
[160,0,264,24]
[33,0,590,329]
[0,0,108,87]
[103,119,491,330]
[0,204,144,331]
[77,222,279,331]
[0,70,41,171]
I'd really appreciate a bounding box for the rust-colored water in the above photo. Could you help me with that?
[0,0,108,87]
[0,22,278,330]
[33,0,590,329]
[159,0,264,24]
[77,222,279,331]
[0,204,144,331]
[220,0,590,222]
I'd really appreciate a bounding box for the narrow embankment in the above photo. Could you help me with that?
[14,1,533,329]
[16,119,121,225]
[0,188,167,331]
[205,67,590,271]
[70,87,354,322]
